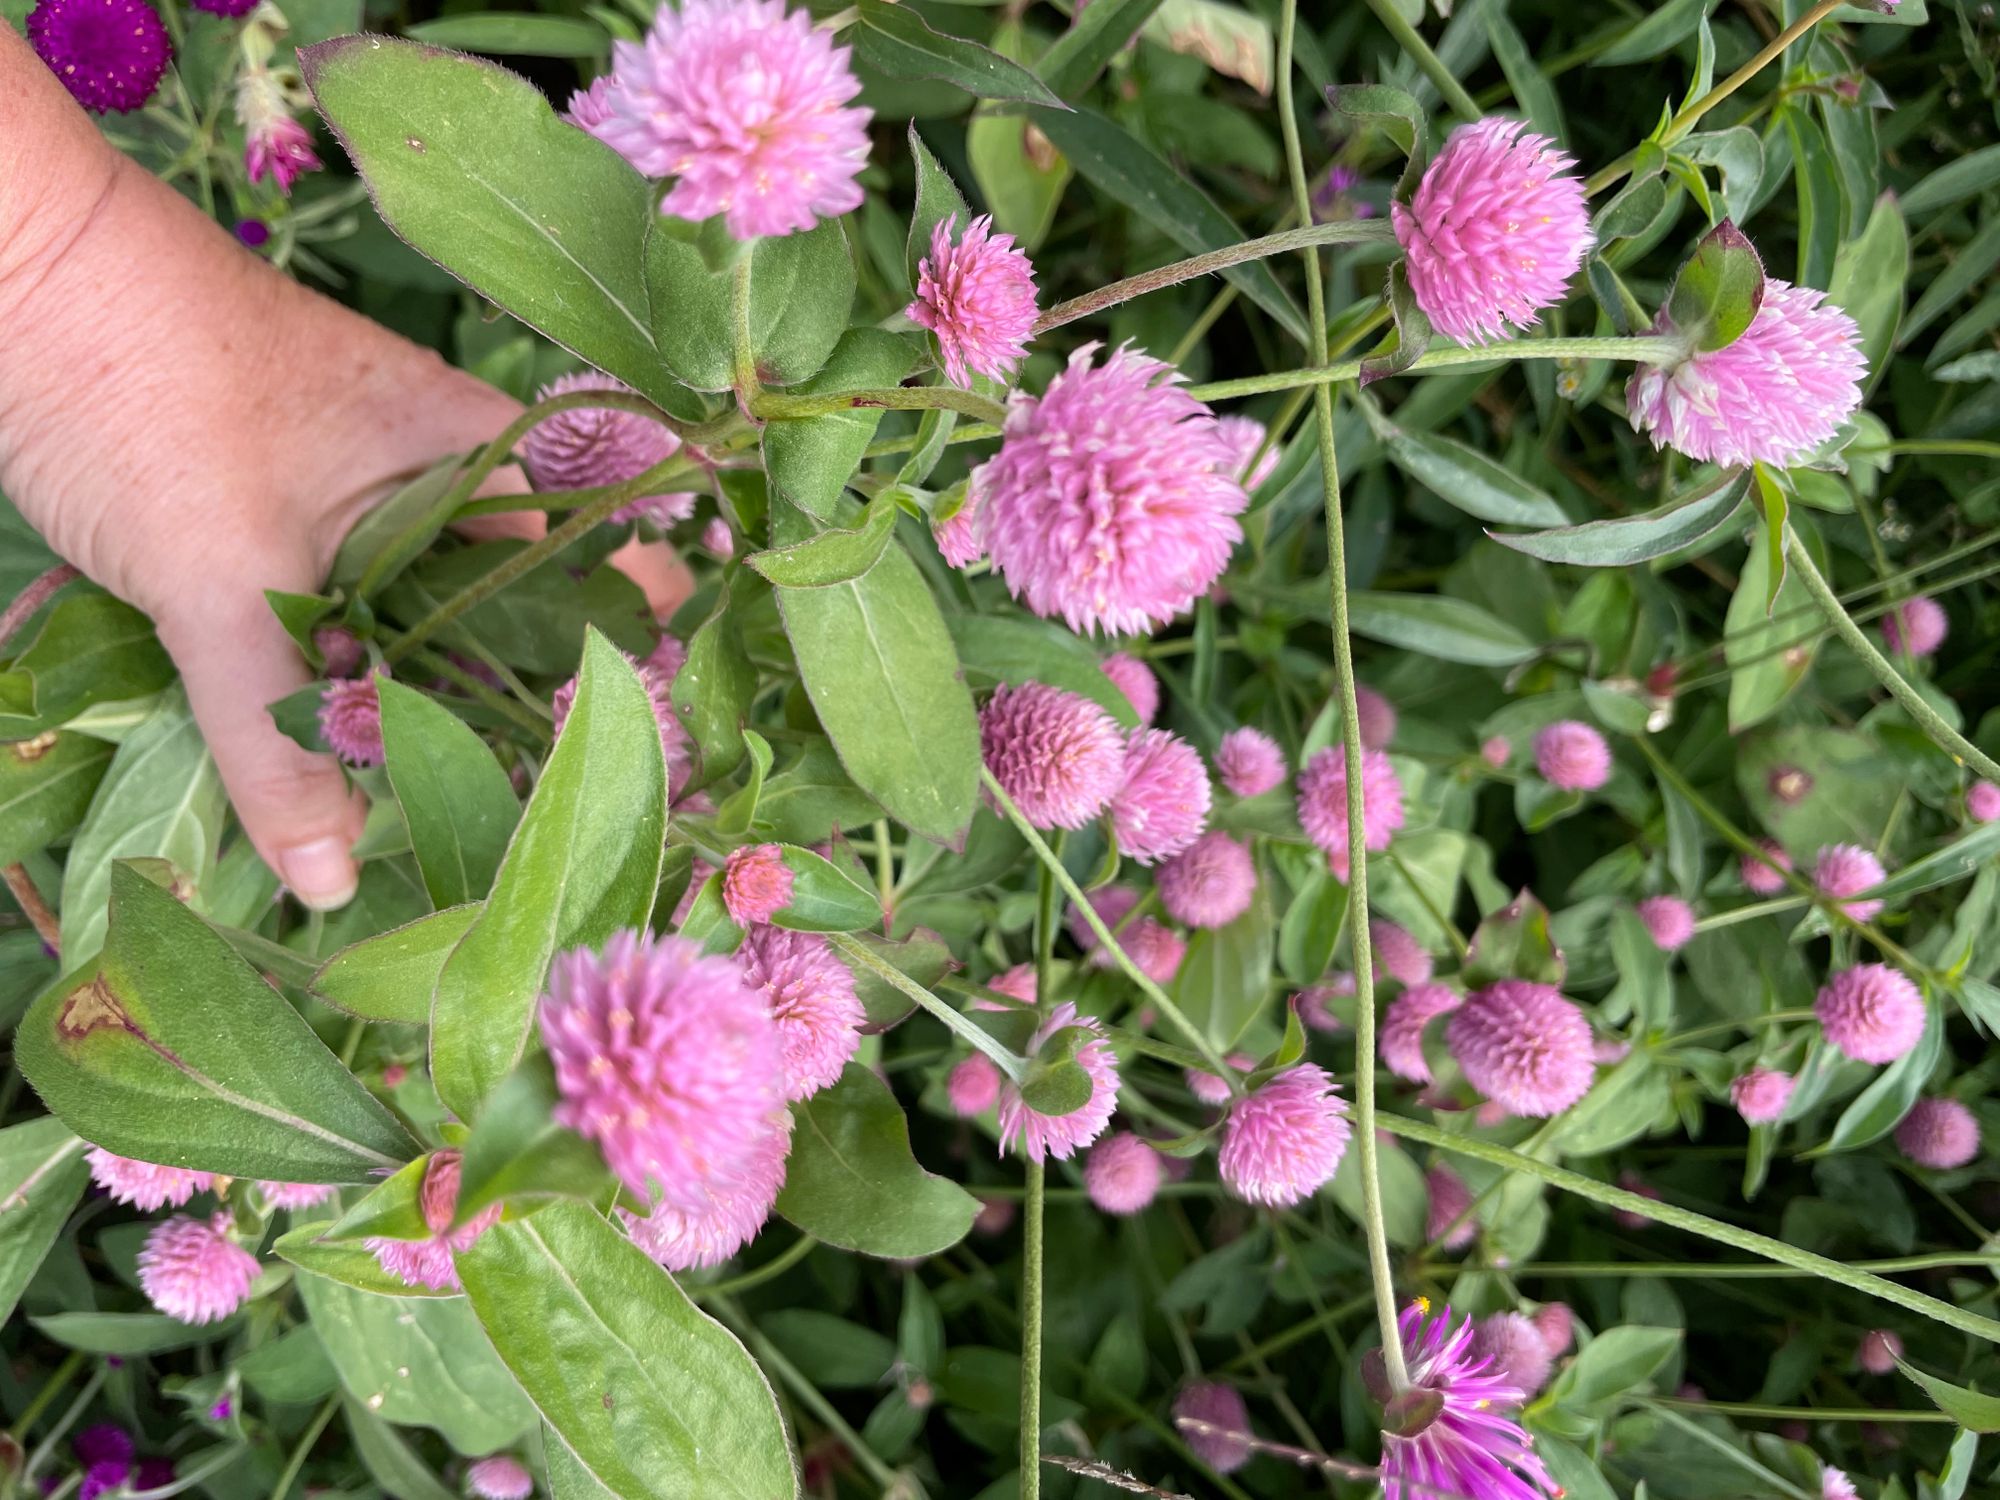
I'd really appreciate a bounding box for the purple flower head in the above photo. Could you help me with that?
[74,1428,133,1472]
[27,0,171,113]
[319,672,385,767]
[1471,1311,1554,1398]
[1426,1163,1478,1249]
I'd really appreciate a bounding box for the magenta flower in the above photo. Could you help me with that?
[1426,1163,1479,1250]
[1156,831,1255,928]
[946,1053,1001,1117]
[1627,280,1866,468]
[367,1150,502,1292]
[735,926,863,1101]
[1382,983,1462,1085]
[702,517,735,558]
[1353,684,1398,751]
[466,1456,535,1500]
[1212,414,1281,490]
[1448,980,1596,1117]
[1109,728,1212,864]
[974,344,1246,636]
[624,1112,791,1271]
[980,682,1126,831]
[1857,1328,1903,1375]
[1186,1051,1255,1107]
[1742,839,1792,894]
[1730,1067,1794,1125]
[722,844,793,926]
[1531,1302,1574,1356]
[1895,1096,1979,1169]
[1100,651,1159,726]
[86,1150,213,1211]
[906,214,1037,387]
[519,373,694,528]
[648,632,688,683]
[319,673,384,767]
[75,1429,133,1472]
[586,0,871,239]
[237,71,321,196]
[138,1213,260,1325]
[1173,1380,1253,1474]
[551,648,691,798]
[1816,963,1925,1064]
[258,1181,336,1211]
[1882,596,1948,658]
[1533,719,1610,791]
[1969,782,2000,824]
[1636,895,1695,952]
[986,963,1038,1005]
[1216,727,1286,797]
[1069,887,1186,984]
[1371,917,1433,986]
[1084,1132,1163,1216]
[564,75,614,130]
[996,1003,1119,1162]
[26,0,170,112]
[1376,1299,1558,1500]
[1822,1467,1860,1500]
[1813,843,1887,921]
[1471,1311,1554,1398]
[1298,976,1353,1034]
[1297,745,1405,881]
[1393,117,1591,346]
[1218,1063,1350,1207]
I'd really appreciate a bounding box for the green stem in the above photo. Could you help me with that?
[406,648,552,740]
[6,1351,85,1442]
[694,1233,814,1299]
[1653,1397,1953,1424]
[1506,1252,2000,1279]
[1857,440,2000,461]
[22,1366,106,1484]
[1187,335,1683,403]
[1019,1158,1045,1500]
[727,1305,901,1491]
[827,932,1026,1081]
[454,460,705,520]
[1646,1407,1815,1500]
[266,1397,337,1500]
[1359,0,1480,122]
[753,384,1008,425]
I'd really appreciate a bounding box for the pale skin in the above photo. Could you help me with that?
[0,27,692,911]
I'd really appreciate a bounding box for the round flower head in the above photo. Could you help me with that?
[1156,831,1255,928]
[237,70,321,195]
[1218,1063,1350,1208]
[86,1149,213,1211]
[624,1112,791,1271]
[1742,839,1792,894]
[1296,745,1405,882]
[980,681,1125,831]
[367,1150,503,1292]
[906,214,1037,387]
[1448,981,1596,1117]
[946,1052,1002,1117]
[1377,1299,1558,1500]
[1353,685,1398,751]
[1100,652,1159,726]
[1109,728,1212,864]
[1822,1467,1859,1500]
[586,0,871,239]
[1815,963,1925,1065]
[259,1181,337,1211]
[1895,1096,1980,1170]
[1371,917,1433,987]
[27,0,171,113]
[1069,887,1187,985]
[1636,895,1695,952]
[1426,1163,1479,1250]
[1533,719,1610,791]
[1172,1381,1253,1474]
[1216,727,1286,797]
[551,648,691,798]
[735,926,863,1101]
[1969,781,2000,825]
[996,1003,1119,1162]
[75,1428,132,1472]
[1857,1329,1903,1375]
[1730,1067,1794,1125]
[975,344,1246,636]
[319,672,385,767]
[541,930,784,1207]
[932,474,990,568]
[702,516,734,558]
[1531,1302,1574,1356]
[722,843,793,926]
[466,1456,535,1500]
[1882,595,1948,658]
[1813,843,1887,921]
[519,373,694,528]
[1186,1051,1256,1107]
[1471,1311,1554,1398]
[1084,1132,1163,1216]
[1392,117,1590,345]
[1211,415,1281,490]
[1627,280,1865,468]
[138,1212,260,1325]
[1480,735,1511,769]
[1382,983,1462,1085]
[647,632,688,683]
[81,1459,130,1500]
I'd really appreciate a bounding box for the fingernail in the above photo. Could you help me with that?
[280,837,358,911]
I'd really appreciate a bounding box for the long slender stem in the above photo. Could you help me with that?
[1507,1253,2000,1279]
[266,1398,337,1500]
[6,1351,85,1442]
[1019,1158,1045,1500]
[827,932,1027,1081]
[1359,0,1480,122]
[1653,1397,1953,1425]
[752,384,1008,425]
[1187,335,1683,402]
[727,1305,901,1491]
[693,1232,814,1299]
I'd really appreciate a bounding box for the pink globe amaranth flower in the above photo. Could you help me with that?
[1156,831,1255,928]
[624,1111,791,1271]
[1185,1051,1255,1107]
[980,681,1126,831]
[932,476,990,568]
[1172,1381,1253,1474]
[80,1461,130,1500]
[985,962,1038,1006]
[1471,1312,1554,1399]
[319,673,385,767]
[258,1181,336,1211]
[1218,1063,1350,1208]
[1479,735,1511,769]
[1353,684,1398,751]
[1822,1467,1860,1500]
[1882,595,1948,658]
[237,71,321,196]
[906,214,1038,387]
[551,647,691,798]
[466,1456,535,1500]
[701,517,734,559]
[1448,981,1596,1117]
[1530,1302,1574,1357]
[996,1003,1119,1162]
[564,75,614,130]
[1857,1328,1903,1375]
[1968,781,2000,824]
[1296,745,1405,882]
[1426,1163,1478,1249]
[541,930,784,1207]
[26,0,170,112]
[1378,1299,1558,1500]
[1216,727,1286,797]
[1211,414,1281,490]
[1371,917,1433,987]
[586,0,871,239]
[1813,843,1888,921]
[1742,838,1793,894]
[1068,887,1187,985]
[1100,651,1159,726]
[1533,719,1610,792]
[367,1150,503,1292]
[1730,1067,1795,1125]
[1295,978,1352,1033]
[313,626,364,679]
[1895,1096,1980,1169]
[722,843,793,925]
[735,925,863,1101]
[1627,280,1866,468]
[946,1052,1002,1117]
[86,1150,214,1211]
[138,1213,260,1325]
[1392,117,1591,346]
[1382,983,1462,1085]
[647,632,688,684]
[975,344,1246,636]
[1109,728,1212,864]
[1635,894,1696,952]
[519,373,694,528]
[1084,1132,1163,1216]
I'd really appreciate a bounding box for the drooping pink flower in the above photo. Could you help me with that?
[1376,1299,1558,1500]
[367,1150,503,1292]
[1392,117,1591,346]
[1531,1302,1574,1356]
[1480,735,1511,769]
[1816,963,1925,1064]
[996,1003,1119,1162]
[26,0,170,112]
[1448,981,1596,1117]
[1533,720,1610,791]
[946,1053,1001,1117]
[932,475,990,568]
[1069,887,1186,984]
[519,373,694,528]
[1822,1467,1860,1500]
[551,647,691,797]
[138,1213,260,1325]
[1084,1131,1163,1216]
[236,70,321,196]
[86,1150,213,1211]
[1471,1312,1554,1398]
[624,1112,791,1271]
[564,75,615,130]
[980,682,1126,830]
[1109,728,1212,864]
[974,344,1246,636]
[466,1456,535,1500]
[1730,1067,1794,1125]
[1211,415,1281,490]
[1426,1163,1479,1250]
[1968,781,2000,824]
[1895,1096,1980,1169]
[1382,983,1462,1085]
[1185,1051,1255,1107]
[722,843,793,926]
[1636,895,1695,952]
[1297,745,1405,881]
[1627,280,1866,469]
[1172,1381,1253,1474]
[1856,1329,1903,1375]
[1218,1064,1350,1208]
[1156,831,1255,928]
[906,214,1037,387]
[1100,652,1159,726]
[1353,685,1398,751]
[1813,843,1887,921]
[1216,727,1286,797]
[1881,596,1948,658]
[258,1181,337,1211]
[735,925,863,1101]
[1371,917,1433,986]
[586,0,871,239]
[1742,839,1792,894]
[1297,973,1355,1033]
[319,672,385,767]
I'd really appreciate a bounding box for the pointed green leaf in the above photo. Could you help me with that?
[378,681,520,909]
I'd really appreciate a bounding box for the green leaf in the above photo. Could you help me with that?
[1812,1002,1943,1155]
[333,455,463,597]
[1376,425,1569,527]
[1902,215,2000,346]
[385,542,654,675]
[1829,193,1908,384]
[312,904,480,1025]
[841,929,954,1031]
[0,731,112,866]
[1172,884,1274,1052]
[19,865,417,1181]
[1035,0,1167,96]
[766,846,883,933]
[432,633,666,1120]
[1346,593,1537,667]
[32,1310,239,1356]
[1736,724,1900,853]
[1901,144,2000,218]
[854,0,1063,107]
[673,574,760,788]
[458,1203,797,1500]
[455,1054,616,1226]
[1724,518,1819,732]
[1463,889,1566,988]
[0,591,174,738]
[756,740,883,846]
[342,1400,460,1500]
[906,124,971,291]
[762,331,917,521]
[319,1155,431,1243]
[749,496,898,588]
[403,13,605,56]
[0,1120,89,1326]
[238,1326,340,1404]
[1898,1359,2000,1433]
[1664,219,1767,352]
[760,1310,896,1390]
[946,615,1138,728]
[967,91,1070,252]
[1550,1326,1683,1416]
[1494,469,1749,566]
[1596,0,1711,65]
[273,1220,459,1299]
[776,1064,978,1258]
[646,220,855,393]
[378,681,521,909]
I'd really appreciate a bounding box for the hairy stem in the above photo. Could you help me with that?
[828,932,1027,1082]
[1019,1157,1045,1500]
[1360,0,1481,122]
[1188,334,1683,402]
[265,1397,337,1500]
[753,384,1008,425]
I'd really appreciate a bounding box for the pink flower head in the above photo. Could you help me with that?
[1296,744,1405,881]
[1382,983,1462,1085]
[1212,415,1281,490]
[86,1150,213,1211]
[735,925,863,1101]
[1426,1163,1479,1249]
[980,681,1126,831]
[1813,843,1887,921]
[1109,728,1212,863]
[1069,887,1186,984]
[466,1456,535,1500]
[1742,839,1792,894]
[722,843,793,926]
[946,1053,1002,1117]
[1882,596,1948,658]
[540,930,785,1207]
[1822,1467,1860,1500]
[1371,918,1433,987]
[1156,831,1255,928]
[1816,963,1925,1065]
[1186,1051,1255,1107]
[586,0,871,239]
[997,1003,1119,1162]
[1969,781,2000,824]
[1216,727,1286,797]
[551,648,691,797]
[1172,1381,1253,1474]
[702,517,735,558]
[75,1429,132,1472]
[647,632,688,684]
[1218,1063,1350,1208]
[624,1111,791,1270]
[1627,280,1866,468]
[1480,735,1511,769]
[932,475,990,568]
[906,214,1037,387]
[519,373,694,528]
[258,1181,337,1211]
[1392,117,1590,346]
[1448,981,1596,1117]
[138,1212,259,1325]
[564,75,615,130]
[1533,719,1610,791]
[1730,1067,1794,1125]
[986,963,1038,1005]
[1895,1096,1980,1170]
[367,1150,503,1292]
[1377,1299,1558,1500]
[1857,1328,1903,1375]
[1297,977,1353,1033]
[1084,1131,1163,1216]
[1353,684,1398,751]
[1636,895,1695,952]
[1471,1311,1555,1399]
[1531,1302,1574,1356]
[319,672,385,767]
[1100,652,1159,726]
[975,344,1246,636]
[237,71,321,196]
[26,0,171,113]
